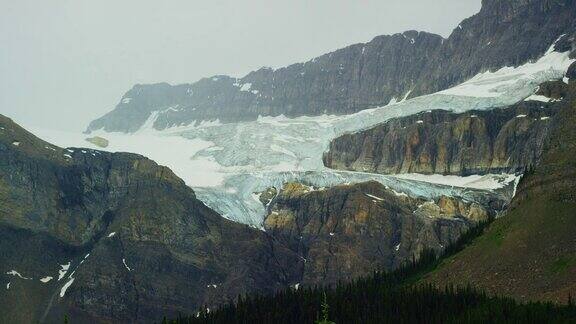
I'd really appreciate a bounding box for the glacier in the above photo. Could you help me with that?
[30,41,574,227]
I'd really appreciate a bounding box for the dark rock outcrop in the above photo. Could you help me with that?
[324,101,557,176]
[262,181,498,286]
[87,0,576,133]
[567,61,576,81]
[0,114,302,323]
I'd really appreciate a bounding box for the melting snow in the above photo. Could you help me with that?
[393,173,519,190]
[58,262,70,281]
[6,270,31,280]
[439,40,574,98]
[524,94,550,102]
[40,276,53,283]
[239,83,252,91]
[59,277,75,297]
[122,259,132,271]
[365,193,384,201]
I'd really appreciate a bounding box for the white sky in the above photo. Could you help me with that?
[0,0,480,131]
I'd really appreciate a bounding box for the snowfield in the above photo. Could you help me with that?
[29,41,574,227]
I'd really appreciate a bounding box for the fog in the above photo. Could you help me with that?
[0,0,480,131]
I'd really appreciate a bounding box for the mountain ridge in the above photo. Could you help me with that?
[86,0,576,133]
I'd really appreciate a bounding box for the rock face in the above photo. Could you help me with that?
[0,114,302,323]
[262,181,497,285]
[85,136,109,148]
[87,0,576,133]
[424,80,576,304]
[324,100,558,176]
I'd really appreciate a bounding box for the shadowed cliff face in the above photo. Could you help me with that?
[261,181,500,286]
[0,114,302,323]
[323,90,564,176]
[87,0,576,133]
[423,78,576,304]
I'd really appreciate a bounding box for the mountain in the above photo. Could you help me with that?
[422,75,576,304]
[260,181,499,286]
[86,0,576,133]
[0,115,505,322]
[323,81,567,176]
[0,114,304,323]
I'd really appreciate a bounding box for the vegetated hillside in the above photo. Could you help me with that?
[323,82,565,176]
[423,76,576,304]
[164,223,576,324]
[86,0,576,133]
[0,114,302,323]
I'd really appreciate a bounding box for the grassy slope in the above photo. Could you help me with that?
[423,81,576,304]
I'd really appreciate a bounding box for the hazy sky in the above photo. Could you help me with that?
[0,0,480,131]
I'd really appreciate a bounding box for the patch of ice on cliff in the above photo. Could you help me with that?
[6,270,31,280]
[40,276,53,283]
[58,262,70,281]
[439,41,573,98]
[59,277,74,297]
[123,259,132,271]
[392,173,519,191]
[524,94,551,102]
[365,193,384,201]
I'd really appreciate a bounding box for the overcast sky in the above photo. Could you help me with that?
[0,0,480,131]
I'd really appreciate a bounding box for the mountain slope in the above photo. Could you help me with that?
[87,0,576,133]
[423,76,576,304]
[0,114,302,323]
[261,181,499,286]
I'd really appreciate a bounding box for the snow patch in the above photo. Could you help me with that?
[107,232,116,238]
[365,193,384,201]
[122,258,132,271]
[40,276,53,283]
[524,94,550,102]
[439,41,574,98]
[239,83,252,91]
[6,270,31,280]
[12,141,20,146]
[59,277,75,297]
[393,173,519,190]
[121,97,132,104]
[58,262,70,281]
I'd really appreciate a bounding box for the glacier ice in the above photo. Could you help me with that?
[28,43,574,227]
